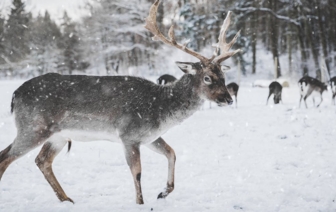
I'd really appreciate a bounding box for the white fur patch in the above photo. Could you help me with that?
[299,83,309,96]
[53,130,122,143]
[176,63,196,75]
[221,65,231,73]
[332,82,336,94]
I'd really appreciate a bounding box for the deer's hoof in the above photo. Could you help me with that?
[62,197,75,204]
[157,192,164,199]
[157,192,168,199]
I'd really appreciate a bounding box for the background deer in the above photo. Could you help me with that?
[157,74,177,85]
[266,81,283,105]
[0,0,240,205]
[226,82,239,107]
[330,76,336,105]
[299,76,327,108]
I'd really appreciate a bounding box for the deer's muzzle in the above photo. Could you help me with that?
[216,93,233,106]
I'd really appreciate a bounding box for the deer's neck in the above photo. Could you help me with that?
[158,74,203,121]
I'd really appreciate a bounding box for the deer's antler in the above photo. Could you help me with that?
[145,0,240,65]
[144,0,211,65]
[212,11,241,64]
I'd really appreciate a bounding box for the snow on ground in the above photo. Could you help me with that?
[0,79,336,212]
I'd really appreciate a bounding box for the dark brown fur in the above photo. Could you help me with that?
[226,82,239,107]
[299,76,327,108]
[267,81,283,104]
[157,74,177,85]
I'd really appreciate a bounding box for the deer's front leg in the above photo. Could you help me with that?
[123,144,144,204]
[147,137,176,199]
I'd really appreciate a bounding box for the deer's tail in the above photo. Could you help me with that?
[10,93,15,114]
[67,140,72,153]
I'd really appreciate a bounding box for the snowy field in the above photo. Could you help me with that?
[0,79,336,212]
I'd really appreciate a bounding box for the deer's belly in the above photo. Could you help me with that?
[53,108,198,144]
[53,129,122,143]
[311,90,321,97]
[53,127,167,145]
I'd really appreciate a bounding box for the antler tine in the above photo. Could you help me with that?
[144,0,210,64]
[168,24,177,45]
[212,11,241,64]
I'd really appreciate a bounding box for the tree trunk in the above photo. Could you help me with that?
[316,1,330,77]
[270,0,281,78]
[251,1,258,74]
[294,4,309,77]
[297,26,309,76]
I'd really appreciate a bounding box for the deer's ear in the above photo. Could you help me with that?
[221,65,231,73]
[176,62,196,75]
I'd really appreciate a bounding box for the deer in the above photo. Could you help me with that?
[266,81,282,105]
[0,0,240,205]
[330,76,336,105]
[226,82,239,107]
[298,76,327,108]
[157,74,177,85]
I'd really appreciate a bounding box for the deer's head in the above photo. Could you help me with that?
[273,93,281,104]
[145,0,241,106]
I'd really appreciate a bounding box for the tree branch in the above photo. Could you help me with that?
[234,7,300,26]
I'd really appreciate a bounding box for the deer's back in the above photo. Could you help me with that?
[299,76,325,94]
[226,82,239,96]
[13,73,159,113]
[269,81,282,93]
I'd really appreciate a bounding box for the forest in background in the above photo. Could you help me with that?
[0,0,335,80]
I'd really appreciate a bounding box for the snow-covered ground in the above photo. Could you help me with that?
[0,79,336,212]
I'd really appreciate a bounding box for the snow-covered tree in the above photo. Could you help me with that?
[80,0,153,75]
[27,11,63,76]
[59,11,83,75]
[4,0,30,63]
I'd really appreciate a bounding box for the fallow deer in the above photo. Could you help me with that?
[330,76,336,105]
[299,76,327,108]
[266,81,282,105]
[226,82,239,107]
[0,0,240,204]
[157,74,177,85]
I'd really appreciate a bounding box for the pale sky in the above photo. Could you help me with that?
[1,0,91,23]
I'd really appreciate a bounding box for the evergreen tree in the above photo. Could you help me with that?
[60,11,81,75]
[80,0,151,75]
[28,11,62,75]
[4,0,30,63]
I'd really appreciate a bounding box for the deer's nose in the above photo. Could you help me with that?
[218,93,233,105]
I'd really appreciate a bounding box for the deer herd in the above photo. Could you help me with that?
[157,74,334,109]
[0,0,334,206]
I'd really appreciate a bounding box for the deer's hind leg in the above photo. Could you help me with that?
[35,135,73,203]
[0,129,51,180]
[147,137,176,199]
[303,87,314,108]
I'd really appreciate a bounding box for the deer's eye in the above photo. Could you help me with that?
[204,76,212,85]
